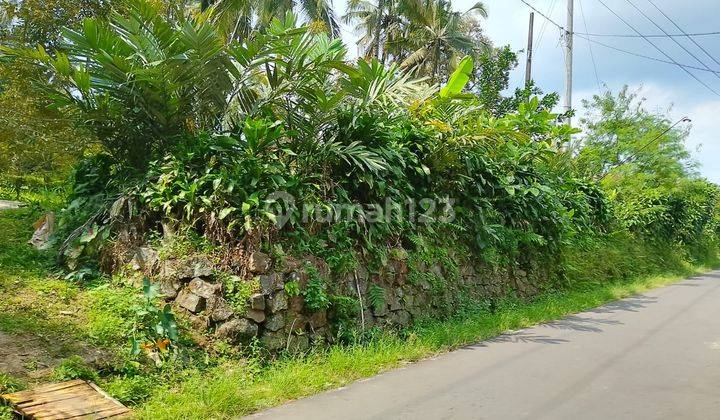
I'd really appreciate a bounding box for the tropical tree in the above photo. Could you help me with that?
[344,0,489,81]
[400,0,488,81]
[575,87,695,185]
[205,0,341,40]
[5,0,238,170]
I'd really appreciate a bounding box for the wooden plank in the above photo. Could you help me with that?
[20,393,107,413]
[25,397,124,419]
[18,386,98,408]
[3,379,86,403]
[65,405,131,419]
[86,381,127,409]
[1,380,130,419]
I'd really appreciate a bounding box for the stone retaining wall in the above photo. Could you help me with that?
[129,246,548,352]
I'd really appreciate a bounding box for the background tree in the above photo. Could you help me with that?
[0,0,106,189]
[207,0,341,39]
[344,0,489,81]
[575,87,695,185]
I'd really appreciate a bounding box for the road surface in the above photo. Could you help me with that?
[253,271,720,419]
[0,200,24,211]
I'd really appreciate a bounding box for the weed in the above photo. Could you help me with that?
[221,273,260,313]
[367,285,386,311]
[52,356,99,382]
[303,266,330,312]
[284,280,300,297]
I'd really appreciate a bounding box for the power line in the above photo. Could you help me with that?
[519,1,720,75]
[575,30,720,38]
[598,116,691,181]
[575,34,720,75]
[535,0,557,54]
[646,0,720,68]
[623,0,720,81]
[578,0,601,90]
[520,0,564,30]
[596,0,720,96]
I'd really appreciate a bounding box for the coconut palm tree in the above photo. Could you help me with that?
[344,0,489,80]
[205,0,340,40]
[400,0,489,81]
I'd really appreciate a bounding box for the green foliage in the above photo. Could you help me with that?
[52,355,99,382]
[0,373,25,394]
[575,87,719,247]
[303,266,331,312]
[222,274,259,313]
[103,374,156,405]
[439,55,473,98]
[284,280,301,297]
[130,278,180,366]
[367,284,386,310]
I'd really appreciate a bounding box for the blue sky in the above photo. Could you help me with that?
[334,0,720,183]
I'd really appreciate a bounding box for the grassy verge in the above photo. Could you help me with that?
[1,204,717,419]
[136,261,716,419]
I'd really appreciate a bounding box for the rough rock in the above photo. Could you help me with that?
[189,314,210,330]
[245,309,266,323]
[208,296,234,322]
[372,302,388,317]
[280,256,302,273]
[309,310,327,329]
[248,252,271,273]
[216,319,258,342]
[265,314,286,332]
[430,264,443,278]
[160,256,213,281]
[309,328,328,345]
[286,314,308,333]
[133,247,159,274]
[286,334,310,353]
[159,279,182,299]
[288,295,304,313]
[259,273,283,294]
[188,278,221,299]
[387,291,402,312]
[267,291,288,313]
[261,331,287,351]
[176,290,205,313]
[389,309,411,326]
[250,293,265,310]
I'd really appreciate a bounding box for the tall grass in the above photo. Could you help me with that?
[137,234,718,419]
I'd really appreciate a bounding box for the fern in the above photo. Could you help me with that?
[367,284,386,311]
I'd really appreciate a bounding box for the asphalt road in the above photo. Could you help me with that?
[253,271,720,419]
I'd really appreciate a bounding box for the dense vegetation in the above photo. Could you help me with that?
[1,0,719,417]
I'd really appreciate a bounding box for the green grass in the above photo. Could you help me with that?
[1,203,717,419]
[0,207,141,381]
[136,262,716,419]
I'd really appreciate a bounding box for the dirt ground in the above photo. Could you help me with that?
[0,331,60,380]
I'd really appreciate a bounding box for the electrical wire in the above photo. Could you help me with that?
[520,0,564,30]
[574,34,720,75]
[535,0,557,54]
[518,1,720,75]
[596,0,720,96]
[575,30,720,38]
[578,0,601,90]
[597,116,691,180]
[646,0,720,68]
[623,0,720,81]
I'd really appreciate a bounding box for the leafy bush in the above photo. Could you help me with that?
[11,2,718,321]
[52,356,99,382]
[130,279,180,366]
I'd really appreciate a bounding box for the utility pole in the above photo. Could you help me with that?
[525,12,535,86]
[564,0,574,120]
